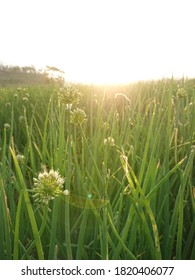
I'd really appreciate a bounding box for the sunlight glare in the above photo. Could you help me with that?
[1,0,195,84]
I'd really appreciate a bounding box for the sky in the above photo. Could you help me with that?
[0,0,195,84]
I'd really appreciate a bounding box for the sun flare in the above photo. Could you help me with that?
[1,0,195,84]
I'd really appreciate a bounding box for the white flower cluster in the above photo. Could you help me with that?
[104,137,115,147]
[33,168,65,206]
[70,108,87,126]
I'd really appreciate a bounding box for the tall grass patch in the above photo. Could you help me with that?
[0,79,194,259]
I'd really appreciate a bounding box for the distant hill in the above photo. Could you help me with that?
[0,65,64,87]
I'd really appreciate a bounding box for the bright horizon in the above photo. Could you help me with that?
[0,0,195,85]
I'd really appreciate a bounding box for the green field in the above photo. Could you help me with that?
[0,79,195,260]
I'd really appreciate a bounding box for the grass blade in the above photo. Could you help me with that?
[10,147,44,260]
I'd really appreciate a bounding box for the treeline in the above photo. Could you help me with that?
[0,64,65,87]
[0,64,37,73]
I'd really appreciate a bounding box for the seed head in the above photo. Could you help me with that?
[58,84,81,107]
[176,88,187,98]
[70,108,87,126]
[33,168,65,206]
[16,154,25,164]
[4,123,10,129]
[104,137,115,147]
[22,97,28,102]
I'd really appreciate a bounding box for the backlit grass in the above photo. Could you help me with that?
[0,79,194,259]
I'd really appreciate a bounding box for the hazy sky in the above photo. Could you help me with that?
[0,0,195,84]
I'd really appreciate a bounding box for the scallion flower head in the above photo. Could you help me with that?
[176,87,187,98]
[33,168,65,206]
[16,154,25,165]
[58,84,81,108]
[104,137,115,147]
[4,123,10,129]
[70,108,87,126]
